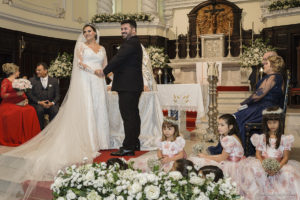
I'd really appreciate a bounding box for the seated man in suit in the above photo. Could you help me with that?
[27,62,60,129]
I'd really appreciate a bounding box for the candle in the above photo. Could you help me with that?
[228,22,231,41]
[252,22,254,45]
[240,20,242,39]
[175,26,178,40]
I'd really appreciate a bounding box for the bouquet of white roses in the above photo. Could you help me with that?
[240,38,275,68]
[48,52,73,78]
[12,78,32,91]
[145,46,170,69]
[51,160,242,200]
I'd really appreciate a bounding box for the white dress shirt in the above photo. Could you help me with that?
[40,76,48,89]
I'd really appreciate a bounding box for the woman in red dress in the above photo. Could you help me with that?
[0,63,40,146]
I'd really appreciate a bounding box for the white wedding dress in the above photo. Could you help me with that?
[0,33,110,199]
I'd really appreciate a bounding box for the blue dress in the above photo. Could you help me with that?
[208,74,284,155]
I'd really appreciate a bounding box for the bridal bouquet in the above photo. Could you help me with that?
[52,160,242,200]
[146,46,170,69]
[48,52,73,78]
[12,78,32,91]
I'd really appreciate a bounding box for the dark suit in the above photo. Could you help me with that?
[27,76,60,129]
[104,35,143,150]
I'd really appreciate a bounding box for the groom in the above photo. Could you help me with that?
[99,20,143,156]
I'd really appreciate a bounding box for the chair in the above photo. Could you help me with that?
[244,70,290,157]
[289,87,300,107]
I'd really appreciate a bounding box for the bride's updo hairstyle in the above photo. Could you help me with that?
[82,23,97,40]
[2,63,19,76]
[268,55,285,73]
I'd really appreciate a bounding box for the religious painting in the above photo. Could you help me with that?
[196,4,233,35]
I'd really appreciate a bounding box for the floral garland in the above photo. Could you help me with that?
[240,38,275,68]
[268,0,300,11]
[91,13,153,23]
[145,46,170,69]
[48,52,73,78]
[51,161,242,200]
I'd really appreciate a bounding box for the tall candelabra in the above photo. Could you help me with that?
[175,39,179,59]
[205,62,219,141]
[196,35,200,58]
[186,34,190,59]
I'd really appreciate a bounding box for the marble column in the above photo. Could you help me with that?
[97,0,113,14]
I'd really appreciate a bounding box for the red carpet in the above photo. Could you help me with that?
[217,86,249,91]
[93,149,149,163]
[186,111,197,132]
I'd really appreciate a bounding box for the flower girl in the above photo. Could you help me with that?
[189,114,244,182]
[239,106,300,200]
[130,117,185,172]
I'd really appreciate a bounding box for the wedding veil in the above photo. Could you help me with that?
[0,26,102,199]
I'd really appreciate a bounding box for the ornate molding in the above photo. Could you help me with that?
[2,0,66,18]
[164,0,253,26]
[0,11,80,34]
[261,0,300,20]
[97,0,113,14]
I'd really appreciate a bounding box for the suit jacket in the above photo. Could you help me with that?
[103,36,143,92]
[27,76,60,105]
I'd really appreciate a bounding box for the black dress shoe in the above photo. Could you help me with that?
[111,149,135,156]
[135,143,140,151]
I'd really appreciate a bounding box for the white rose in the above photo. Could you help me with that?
[168,171,183,180]
[189,176,205,185]
[78,197,87,200]
[129,182,142,194]
[167,192,177,200]
[87,190,102,200]
[66,190,76,200]
[57,197,65,200]
[116,196,124,200]
[144,185,160,200]
[85,170,95,181]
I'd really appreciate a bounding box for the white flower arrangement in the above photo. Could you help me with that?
[51,161,242,200]
[91,13,153,23]
[268,0,300,11]
[240,38,275,68]
[12,78,32,91]
[48,52,73,78]
[145,46,170,69]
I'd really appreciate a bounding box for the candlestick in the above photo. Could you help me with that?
[252,22,254,46]
[227,22,232,57]
[240,20,243,56]
[228,22,231,41]
[196,34,200,58]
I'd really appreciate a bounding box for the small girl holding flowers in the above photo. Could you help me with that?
[239,106,300,200]
[130,117,185,172]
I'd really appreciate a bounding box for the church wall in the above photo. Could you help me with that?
[0,0,98,40]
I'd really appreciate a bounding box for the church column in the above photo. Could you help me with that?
[97,0,113,14]
[141,0,158,16]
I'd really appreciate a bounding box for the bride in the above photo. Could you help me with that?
[0,23,110,199]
